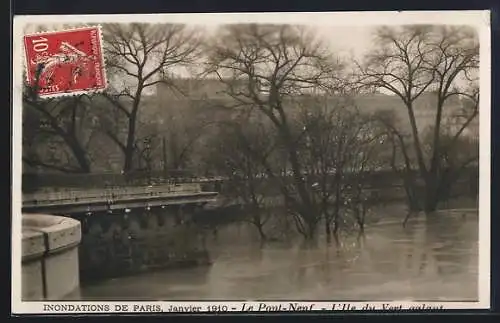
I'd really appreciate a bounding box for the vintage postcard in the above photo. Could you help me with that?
[11,11,491,314]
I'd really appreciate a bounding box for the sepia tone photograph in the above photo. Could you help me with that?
[12,12,489,308]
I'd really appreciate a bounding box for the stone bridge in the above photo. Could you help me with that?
[21,183,219,288]
[20,170,477,295]
[22,183,218,214]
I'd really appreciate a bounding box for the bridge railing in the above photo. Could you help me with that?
[23,183,204,205]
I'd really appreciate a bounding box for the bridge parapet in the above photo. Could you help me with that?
[23,183,203,204]
[22,214,82,301]
[22,183,218,214]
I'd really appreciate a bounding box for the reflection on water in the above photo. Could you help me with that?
[77,209,478,301]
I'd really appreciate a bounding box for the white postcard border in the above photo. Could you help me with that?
[11,10,492,314]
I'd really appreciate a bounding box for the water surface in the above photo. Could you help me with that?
[76,208,479,301]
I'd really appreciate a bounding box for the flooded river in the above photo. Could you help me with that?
[76,207,479,301]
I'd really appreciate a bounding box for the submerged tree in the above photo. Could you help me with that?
[357,25,479,213]
[299,98,385,243]
[205,24,346,241]
[207,117,276,242]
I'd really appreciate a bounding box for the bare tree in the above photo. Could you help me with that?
[22,71,96,174]
[357,25,479,213]
[207,118,275,242]
[298,98,348,243]
[343,120,387,234]
[100,23,200,174]
[300,98,385,243]
[372,109,422,221]
[205,24,345,241]
[420,123,479,205]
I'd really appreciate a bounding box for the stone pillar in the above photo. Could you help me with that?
[22,213,82,301]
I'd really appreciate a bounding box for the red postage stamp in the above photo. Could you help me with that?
[23,26,107,98]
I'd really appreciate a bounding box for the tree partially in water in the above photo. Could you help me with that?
[206,116,276,242]
[298,98,387,243]
[205,24,347,242]
[356,25,479,214]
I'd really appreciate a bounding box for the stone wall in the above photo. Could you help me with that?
[22,214,82,301]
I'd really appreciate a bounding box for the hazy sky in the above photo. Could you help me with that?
[19,22,473,95]
[23,23,375,61]
[19,11,486,64]
[22,23,377,93]
[314,26,374,59]
[199,24,375,61]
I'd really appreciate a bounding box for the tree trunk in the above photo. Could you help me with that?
[332,178,341,238]
[283,127,317,230]
[212,226,218,241]
[406,103,428,180]
[424,177,439,214]
[301,227,318,248]
[424,196,439,214]
[333,230,340,246]
[402,210,414,228]
[64,135,91,173]
[123,97,140,173]
[255,222,267,242]
[401,171,421,211]
[358,222,365,234]
[124,117,137,173]
[162,136,168,181]
[333,212,340,236]
[325,220,332,244]
[305,220,317,243]
[252,213,268,242]
[357,230,366,247]
[408,192,420,212]
[358,204,367,234]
